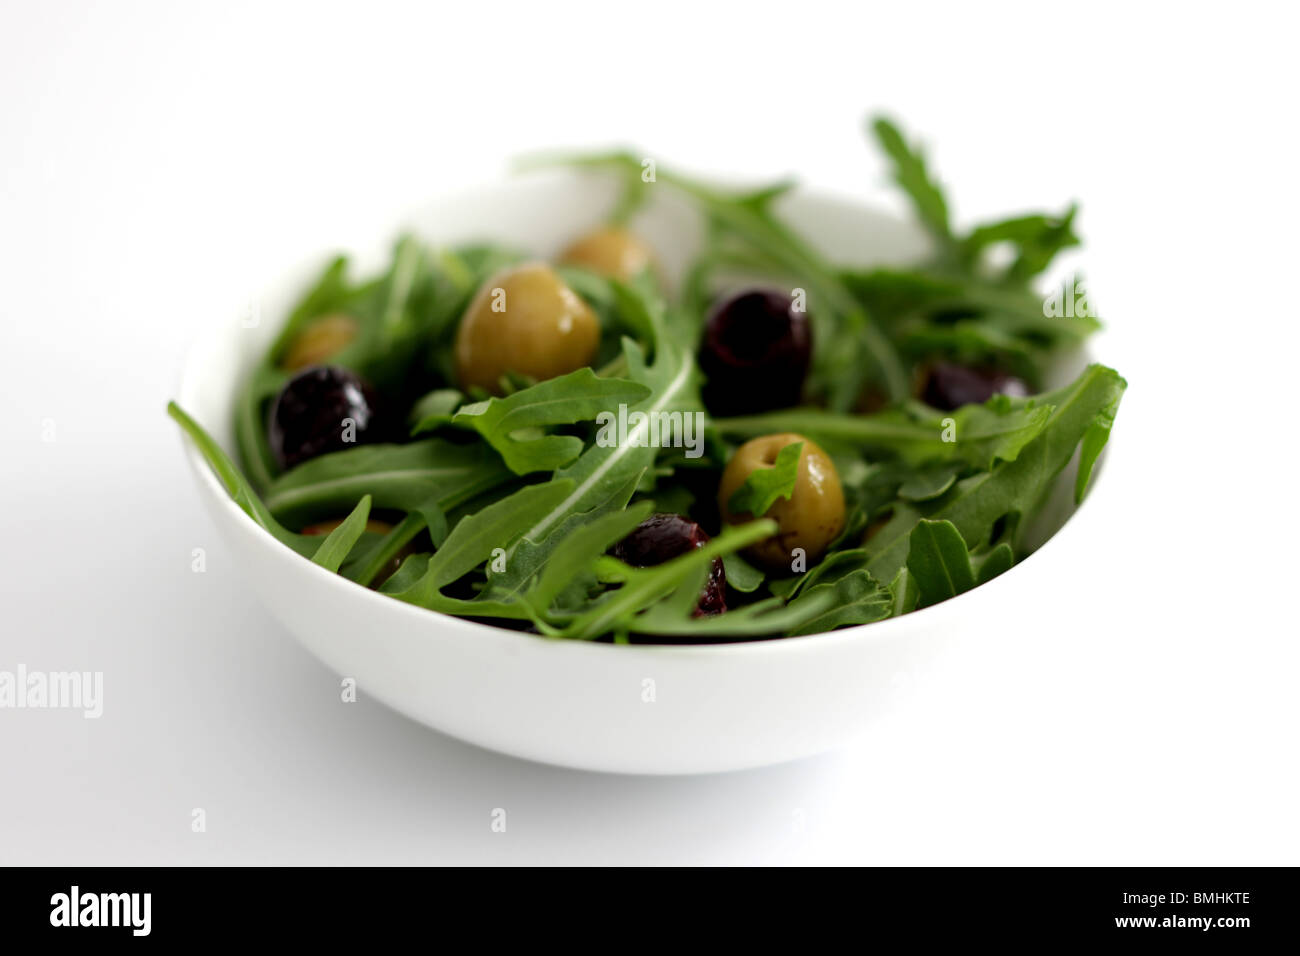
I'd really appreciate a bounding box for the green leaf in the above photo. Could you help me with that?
[962,206,1081,282]
[905,519,976,607]
[167,402,316,558]
[342,495,448,588]
[974,542,1014,585]
[785,547,871,600]
[233,363,287,491]
[631,592,835,640]
[714,398,1051,472]
[727,441,803,517]
[262,439,511,525]
[408,388,465,434]
[905,520,1014,608]
[897,462,963,502]
[524,501,653,615]
[871,116,951,241]
[487,470,645,604]
[389,480,576,604]
[1074,380,1121,503]
[889,567,920,616]
[865,364,1126,582]
[559,520,776,640]
[786,569,893,636]
[721,553,765,594]
[450,367,651,475]
[269,255,354,360]
[310,495,372,572]
[525,150,909,402]
[496,281,701,569]
[379,553,431,594]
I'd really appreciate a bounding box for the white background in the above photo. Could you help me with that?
[1,0,1297,864]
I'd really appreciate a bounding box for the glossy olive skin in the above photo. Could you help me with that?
[282,314,359,371]
[698,288,811,416]
[610,513,726,617]
[560,227,656,281]
[919,361,1030,411]
[267,366,384,470]
[718,433,845,569]
[454,263,600,393]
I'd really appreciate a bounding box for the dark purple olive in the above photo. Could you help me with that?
[610,513,726,617]
[698,288,811,416]
[268,365,384,470]
[920,361,1030,411]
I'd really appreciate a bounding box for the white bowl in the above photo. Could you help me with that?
[176,170,1100,774]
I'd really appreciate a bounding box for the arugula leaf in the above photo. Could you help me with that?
[494,281,700,573]
[897,462,963,502]
[559,520,776,640]
[871,116,952,242]
[864,364,1126,581]
[889,567,920,616]
[388,480,576,609]
[233,364,287,491]
[449,368,651,475]
[631,592,836,640]
[268,255,355,361]
[714,398,1051,471]
[168,402,316,558]
[906,519,1016,608]
[523,502,653,617]
[961,206,1080,283]
[261,439,510,525]
[525,150,909,403]
[408,388,464,433]
[975,542,1015,585]
[905,519,975,607]
[342,495,448,588]
[786,568,893,636]
[721,553,765,594]
[487,470,644,604]
[727,441,803,517]
[310,495,372,572]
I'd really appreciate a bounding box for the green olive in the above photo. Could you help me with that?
[281,313,359,370]
[559,227,656,281]
[454,263,600,393]
[717,432,845,570]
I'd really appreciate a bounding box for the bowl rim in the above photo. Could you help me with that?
[174,177,1108,659]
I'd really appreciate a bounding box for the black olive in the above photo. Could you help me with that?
[610,513,726,617]
[698,288,811,416]
[920,361,1030,411]
[267,365,384,470]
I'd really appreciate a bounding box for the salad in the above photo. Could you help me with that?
[169,116,1125,644]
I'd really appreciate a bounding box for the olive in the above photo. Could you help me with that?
[454,263,600,394]
[919,361,1030,411]
[281,314,359,371]
[698,288,811,416]
[610,513,726,616]
[267,365,384,470]
[718,433,845,570]
[559,226,657,281]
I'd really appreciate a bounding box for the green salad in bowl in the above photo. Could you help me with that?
[169,116,1125,645]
